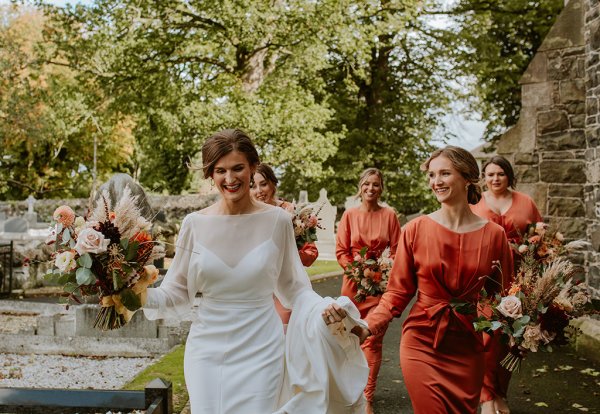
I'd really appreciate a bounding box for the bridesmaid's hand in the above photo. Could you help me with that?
[351,326,371,344]
[322,303,347,325]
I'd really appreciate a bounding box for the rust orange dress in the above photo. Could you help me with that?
[365,216,513,414]
[336,206,401,402]
[471,190,542,402]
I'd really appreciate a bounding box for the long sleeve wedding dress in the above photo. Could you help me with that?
[144,206,368,413]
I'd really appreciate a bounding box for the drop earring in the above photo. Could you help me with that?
[210,178,215,188]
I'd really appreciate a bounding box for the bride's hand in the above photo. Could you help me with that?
[322,303,347,325]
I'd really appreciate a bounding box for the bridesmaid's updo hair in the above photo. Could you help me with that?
[255,163,279,187]
[420,146,482,205]
[482,155,517,189]
[201,129,260,178]
[355,168,384,199]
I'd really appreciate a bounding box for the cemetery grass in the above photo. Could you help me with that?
[123,344,188,413]
[306,260,340,277]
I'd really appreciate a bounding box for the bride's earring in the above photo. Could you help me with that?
[210,178,215,188]
[250,176,255,188]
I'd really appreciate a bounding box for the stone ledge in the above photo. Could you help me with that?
[570,317,600,363]
[0,333,173,357]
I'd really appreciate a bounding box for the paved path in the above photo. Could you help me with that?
[312,275,600,414]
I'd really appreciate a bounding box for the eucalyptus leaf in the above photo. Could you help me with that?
[77,253,93,269]
[76,267,95,285]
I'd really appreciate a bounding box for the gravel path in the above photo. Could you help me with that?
[0,353,155,389]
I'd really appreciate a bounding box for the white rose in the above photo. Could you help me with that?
[518,244,528,254]
[54,250,77,273]
[496,295,523,319]
[75,228,110,255]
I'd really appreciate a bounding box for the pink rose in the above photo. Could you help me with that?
[496,295,523,319]
[75,228,110,255]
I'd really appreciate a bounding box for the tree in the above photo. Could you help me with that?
[451,0,564,139]
[38,0,345,194]
[280,0,457,213]
[0,4,135,200]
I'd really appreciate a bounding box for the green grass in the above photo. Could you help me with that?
[124,345,188,413]
[306,260,341,277]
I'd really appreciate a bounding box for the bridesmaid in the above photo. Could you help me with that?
[335,168,401,413]
[353,147,513,414]
[472,155,542,414]
[252,163,319,326]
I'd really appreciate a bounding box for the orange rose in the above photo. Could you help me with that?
[372,271,383,283]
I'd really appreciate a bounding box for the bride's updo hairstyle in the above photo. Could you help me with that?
[420,146,482,205]
[201,129,260,179]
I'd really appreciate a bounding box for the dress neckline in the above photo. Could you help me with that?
[423,215,490,235]
[194,206,278,217]
[483,190,515,217]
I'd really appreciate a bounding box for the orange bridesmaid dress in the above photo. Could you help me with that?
[365,216,513,413]
[336,206,401,402]
[471,190,542,403]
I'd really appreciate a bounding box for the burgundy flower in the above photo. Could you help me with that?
[539,304,570,345]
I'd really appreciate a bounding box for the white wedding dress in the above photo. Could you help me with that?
[144,206,368,413]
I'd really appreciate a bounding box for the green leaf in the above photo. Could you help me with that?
[77,253,93,269]
[359,247,368,257]
[120,238,129,250]
[112,270,121,291]
[125,241,139,261]
[76,267,95,285]
[119,288,142,312]
[62,229,71,244]
[64,282,79,293]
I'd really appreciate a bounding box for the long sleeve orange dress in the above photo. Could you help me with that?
[471,190,542,403]
[274,200,319,325]
[336,206,401,402]
[365,216,513,414]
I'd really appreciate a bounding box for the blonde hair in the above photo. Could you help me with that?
[355,168,384,199]
[420,146,482,205]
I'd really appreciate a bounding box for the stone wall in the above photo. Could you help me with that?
[493,0,600,288]
[584,0,600,286]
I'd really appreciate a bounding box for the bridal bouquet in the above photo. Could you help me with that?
[344,247,393,302]
[291,203,323,249]
[44,187,164,330]
[474,223,598,371]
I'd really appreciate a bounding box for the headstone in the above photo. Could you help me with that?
[313,188,337,261]
[3,217,28,233]
[95,173,154,220]
[344,195,361,211]
[298,190,309,205]
[24,195,38,225]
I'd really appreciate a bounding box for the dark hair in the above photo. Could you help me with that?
[201,129,260,178]
[255,164,279,187]
[355,168,385,199]
[420,146,482,205]
[482,156,517,189]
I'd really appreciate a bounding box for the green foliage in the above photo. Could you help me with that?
[124,345,188,413]
[0,4,136,200]
[451,0,564,139]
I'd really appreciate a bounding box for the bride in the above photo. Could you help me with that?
[143,129,368,413]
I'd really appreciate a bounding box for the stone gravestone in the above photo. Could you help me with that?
[3,217,29,234]
[23,195,38,225]
[95,173,154,220]
[313,189,337,261]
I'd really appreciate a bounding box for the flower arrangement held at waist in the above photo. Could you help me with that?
[474,223,599,371]
[290,203,323,250]
[344,247,393,303]
[45,187,165,330]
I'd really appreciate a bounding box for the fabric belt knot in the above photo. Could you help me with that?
[418,292,483,352]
